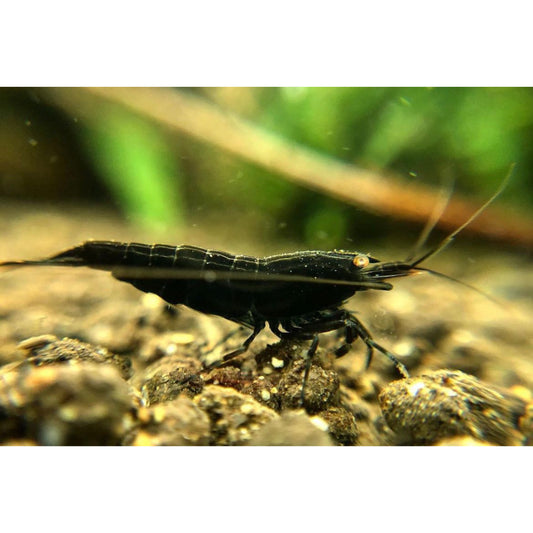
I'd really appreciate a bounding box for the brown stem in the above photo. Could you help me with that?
[42,87,533,247]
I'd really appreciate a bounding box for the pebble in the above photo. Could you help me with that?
[277,358,340,412]
[134,354,204,405]
[379,369,527,445]
[194,385,278,445]
[14,335,132,380]
[127,397,210,446]
[0,362,136,445]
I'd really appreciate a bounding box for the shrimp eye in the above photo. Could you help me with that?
[353,254,369,268]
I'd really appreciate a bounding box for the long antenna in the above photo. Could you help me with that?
[404,174,454,264]
[410,163,515,268]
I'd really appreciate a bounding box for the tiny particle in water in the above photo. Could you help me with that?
[49,155,58,164]
[166,344,178,355]
[28,138,38,147]
[392,340,416,357]
[25,120,31,126]
[271,357,284,369]
[409,171,417,177]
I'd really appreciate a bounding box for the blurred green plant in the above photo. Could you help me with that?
[199,87,533,248]
[81,107,185,232]
[3,87,531,248]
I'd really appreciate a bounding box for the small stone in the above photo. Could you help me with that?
[309,416,329,432]
[134,353,204,405]
[278,359,339,413]
[271,357,284,368]
[126,397,210,446]
[0,362,136,445]
[379,370,527,445]
[194,385,278,445]
[13,336,132,380]
[316,407,359,445]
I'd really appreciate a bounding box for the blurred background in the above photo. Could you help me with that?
[0,87,532,257]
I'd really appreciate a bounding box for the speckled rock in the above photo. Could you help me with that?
[247,410,333,446]
[133,353,204,405]
[0,362,136,445]
[15,335,132,379]
[277,358,340,413]
[194,385,278,445]
[127,397,210,446]
[379,370,527,445]
[316,406,359,445]
[205,366,280,411]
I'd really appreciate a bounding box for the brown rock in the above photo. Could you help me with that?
[277,358,340,413]
[128,397,210,446]
[15,335,132,379]
[133,353,204,405]
[379,370,527,445]
[317,406,359,445]
[194,385,278,445]
[0,362,136,445]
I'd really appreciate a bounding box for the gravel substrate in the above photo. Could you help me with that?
[1,204,531,445]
